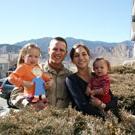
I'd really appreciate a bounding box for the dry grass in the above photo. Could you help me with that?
[0,106,134,135]
[0,65,135,135]
[110,66,135,115]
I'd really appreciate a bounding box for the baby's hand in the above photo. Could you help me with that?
[86,88,95,96]
[89,90,95,96]
[91,96,101,107]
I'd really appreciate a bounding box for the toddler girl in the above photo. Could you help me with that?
[8,43,50,107]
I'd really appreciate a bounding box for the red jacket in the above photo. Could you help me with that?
[89,74,111,104]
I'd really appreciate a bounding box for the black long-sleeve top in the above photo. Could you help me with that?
[65,73,104,117]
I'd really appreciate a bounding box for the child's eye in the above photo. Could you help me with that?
[28,55,32,57]
[82,53,87,56]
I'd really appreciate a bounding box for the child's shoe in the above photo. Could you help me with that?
[32,97,39,103]
[22,99,29,107]
[31,101,47,111]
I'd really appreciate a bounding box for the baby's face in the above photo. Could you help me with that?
[32,67,42,77]
[93,60,108,76]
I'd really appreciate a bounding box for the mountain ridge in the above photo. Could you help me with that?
[0,37,133,65]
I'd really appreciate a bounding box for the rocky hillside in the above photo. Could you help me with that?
[0,37,133,65]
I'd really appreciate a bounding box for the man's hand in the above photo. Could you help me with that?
[45,78,53,90]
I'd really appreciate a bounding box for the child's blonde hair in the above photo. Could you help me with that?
[17,43,41,67]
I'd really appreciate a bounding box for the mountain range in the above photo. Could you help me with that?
[0,37,134,65]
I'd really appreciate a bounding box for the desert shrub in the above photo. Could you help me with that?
[110,73,135,115]
[0,72,135,134]
[111,66,135,74]
[73,115,87,135]
[118,96,135,115]
[0,106,134,135]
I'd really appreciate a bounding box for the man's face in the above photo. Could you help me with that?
[48,39,67,65]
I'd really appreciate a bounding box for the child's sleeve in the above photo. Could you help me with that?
[8,66,26,87]
[88,81,92,89]
[102,78,110,96]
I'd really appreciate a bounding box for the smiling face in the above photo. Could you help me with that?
[72,46,90,70]
[23,48,40,66]
[93,59,108,76]
[48,39,67,65]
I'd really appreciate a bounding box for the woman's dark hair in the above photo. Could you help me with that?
[70,43,91,61]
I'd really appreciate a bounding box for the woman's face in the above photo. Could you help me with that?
[72,46,90,69]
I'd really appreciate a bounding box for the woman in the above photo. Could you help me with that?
[65,44,105,117]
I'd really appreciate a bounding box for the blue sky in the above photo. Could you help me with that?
[0,0,132,44]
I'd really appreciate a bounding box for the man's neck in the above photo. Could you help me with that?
[48,60,63,72]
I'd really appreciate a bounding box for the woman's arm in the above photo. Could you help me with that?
[65,76,104,117]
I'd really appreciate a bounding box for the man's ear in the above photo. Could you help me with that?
[65,50,68,55]
[48,48,50,53]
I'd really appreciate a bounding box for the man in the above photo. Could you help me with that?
[42,37,71,108]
